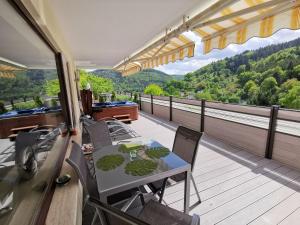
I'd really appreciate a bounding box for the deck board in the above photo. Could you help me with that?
[130,112,300,225]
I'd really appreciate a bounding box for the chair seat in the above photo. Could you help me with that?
[137,200,193,225]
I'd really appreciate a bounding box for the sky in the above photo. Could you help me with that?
[155,29,300,75]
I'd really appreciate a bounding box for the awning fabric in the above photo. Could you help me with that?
[193,0,300,54]
[115,34,195,76]
[115,62,142,77]
[0,61,25,78]
[0,72,16,78]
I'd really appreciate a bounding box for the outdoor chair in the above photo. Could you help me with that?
[81,116,139,141]
[88,192,200,225]
[66,142,142,225]
[84,121,113,150]
[147,126,202,205]
[15,132,41,180]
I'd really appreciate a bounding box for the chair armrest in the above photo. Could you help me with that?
[190,214,200,225]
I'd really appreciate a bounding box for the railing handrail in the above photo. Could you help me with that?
[139,93,300,160]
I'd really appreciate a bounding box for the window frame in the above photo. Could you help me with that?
[6,0,74,224]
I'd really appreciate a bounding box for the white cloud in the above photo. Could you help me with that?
[156,29,300,75]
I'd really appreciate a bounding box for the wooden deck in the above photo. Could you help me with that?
[130,112,300,225]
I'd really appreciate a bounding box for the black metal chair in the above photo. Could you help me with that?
[81,116,139,142]
[88,193,200,225]
[66,142,140,224]
[84,121,113,150]
[148,126,202,204]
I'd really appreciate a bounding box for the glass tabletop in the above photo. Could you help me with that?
[92,139,190,196]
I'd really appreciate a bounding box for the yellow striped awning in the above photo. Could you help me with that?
[115,34,195,76]
[115,62,142,77]
[193,0,300,54]
[0,64,24,79]
[0,71,16,78]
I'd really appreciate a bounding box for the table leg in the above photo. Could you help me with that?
[100,195,108,204]
[184,170,191,214]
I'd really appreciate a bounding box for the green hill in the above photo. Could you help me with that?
[92,69,177,92]
[182,38,300,109]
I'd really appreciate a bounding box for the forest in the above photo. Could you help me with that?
[175,42,300,109]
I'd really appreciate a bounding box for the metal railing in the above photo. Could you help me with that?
[139,94,300,162]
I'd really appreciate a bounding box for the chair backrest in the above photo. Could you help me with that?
[85,121,112,149]
[172,126,202,171]
[88,198,150,225]
[15,132,40,163]
[66,142,99,199]
[81,116,96,127]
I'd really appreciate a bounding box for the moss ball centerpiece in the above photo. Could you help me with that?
[146,147,170,159]
[125,159,157,176]
[118,143,143,153]
[96,154,125,171]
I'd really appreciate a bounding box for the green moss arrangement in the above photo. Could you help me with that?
[96,154,125,171]
[125,160,157,176]
[119,143,143,153]
[146,147,170,159]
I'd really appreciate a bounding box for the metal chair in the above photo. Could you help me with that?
[84,121,113,150]
[81,116,139,142]
[88,194,200,225]
[148,126,202,205]
[66,142,140,225]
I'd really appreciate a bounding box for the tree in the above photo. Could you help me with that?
[293,65,300,80]
[248,85,259,105]
[261,66,286,84]
[258,77,279,105]
[279,85,300,109]
[238,71,260,87]
[44,70,114,99]
[144,84,164,96]
[242,80,257,100]
[279,79,300,109]
[80,70,113,99]
[0,101,7,114]
[45,79,60,96]
[195,91,213,100]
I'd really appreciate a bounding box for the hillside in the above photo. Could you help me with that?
[182,39,300,109]
[92,69,181,92]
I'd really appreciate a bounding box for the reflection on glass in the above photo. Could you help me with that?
[0,1,66,224]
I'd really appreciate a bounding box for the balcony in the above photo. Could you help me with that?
[119,111,300,225]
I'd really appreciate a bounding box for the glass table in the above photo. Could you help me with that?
[92,139,191,213]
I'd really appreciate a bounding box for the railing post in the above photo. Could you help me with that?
[265,105,279,159]
[151,95,154,114]
[169,95,173,121]
[200,99,206,133]
[139,93,142,111]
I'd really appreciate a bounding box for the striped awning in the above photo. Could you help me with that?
[0,64,23,79]
[0,71,17,78]
[193,0,300,54]
[0,58,26,78]
[115,34,195,76]
[115,62,142,77]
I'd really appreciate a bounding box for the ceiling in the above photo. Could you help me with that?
[0,0,56,69]
[47,0,212,68]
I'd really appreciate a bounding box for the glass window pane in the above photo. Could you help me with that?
[0,1,68,224]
